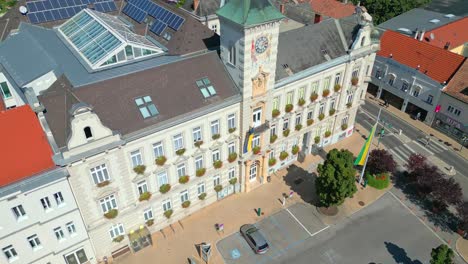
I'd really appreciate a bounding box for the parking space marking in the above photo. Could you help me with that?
[286,208,316,237]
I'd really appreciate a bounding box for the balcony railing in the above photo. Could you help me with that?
[249,120,270,134]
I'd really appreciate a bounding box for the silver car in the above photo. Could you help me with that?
[240,224,269,254]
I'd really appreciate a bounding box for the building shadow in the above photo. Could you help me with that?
[281,164,318,205]
[384,242,423,264]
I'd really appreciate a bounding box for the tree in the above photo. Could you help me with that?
[432,177,463,210]
[367,149,397,175]
[351,0,432,25]
[430,244,454,264]
[457,201,468,233]
[316,149,357,207]
[406,153,427,173]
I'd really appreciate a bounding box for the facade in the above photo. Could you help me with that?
[0,106,96,264]
[369,30,465,124]
[180,0,222,34]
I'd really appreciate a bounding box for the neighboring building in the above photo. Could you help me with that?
[180,0,223,34]
[308,0,356,23]
[434,60,468,145]
[0,106,96,264]
[369,30,466,124]
[422,17,468,56]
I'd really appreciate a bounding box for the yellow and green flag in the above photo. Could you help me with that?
[354,124,377,166]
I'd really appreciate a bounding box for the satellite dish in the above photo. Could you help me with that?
[19,6,27,15]
[430,33,435,40]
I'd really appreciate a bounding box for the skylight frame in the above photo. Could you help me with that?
[135,96,159,119]
[196,77,217,98]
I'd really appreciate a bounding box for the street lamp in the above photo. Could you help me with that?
[461,136,467,152]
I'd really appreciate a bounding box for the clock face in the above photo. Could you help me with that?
[255,36,269,54]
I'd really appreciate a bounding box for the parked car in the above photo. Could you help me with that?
[240,224,269,254]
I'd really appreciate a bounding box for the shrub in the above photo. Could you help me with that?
[194,140,203,148]
[159,184,171,194]
[341,124,348,131]
[310,93,319,102]
[113,235,124,243]
[285,104,293,113]
[164,209,173,219]
[182,201,191,208]
[212,134,221,140]
[229,127,236,133]
[229,178,237,185]
[198,193,207,200]
[214,185,223,193]
[295,124,302,131]
[367,149,397,175]
[213,160,223,169]
[146,219,154,226]
[272,109,280,118]
[346,102,352,108]
[279,151,289,161]
[334,84,341,92]
[318,113,325,120]
[228,152,238,163]
[283,129,290,137]
[298,98,306,106]
[139,192,152,202]
[252,146,261,154]
[97,180,110,188]
[292,145,299,155]
[307,119,314,126]
[268,158,277,166]
[324,131,332,138]
[179,175,189,184]
[351,77,359,85]
[155,156,167,166]
[133,165,146,175]
[176,148,186,156]
[366,172,390,190]
[314,136,320,144]
[270,134,278,143]
[104,209,118,219]
[196,168,206,177]
[329,108,336,116]
[322,89,330,97]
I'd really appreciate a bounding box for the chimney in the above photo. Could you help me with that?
[193,0,199,12]
[419,29,425,41]
[0,93,5,112]
[280,4,285,14]
[314,14,321,24]
[444,42,451,50]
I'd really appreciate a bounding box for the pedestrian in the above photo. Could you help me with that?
[416,112,421,120]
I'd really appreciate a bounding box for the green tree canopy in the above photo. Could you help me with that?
[316,149,357,207]
[430,244,454,264]
[351,0,432,25]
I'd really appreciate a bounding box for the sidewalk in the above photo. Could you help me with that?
[366,94,468,160]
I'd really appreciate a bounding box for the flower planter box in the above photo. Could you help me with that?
[295,124,302,131]
[138,192,152,202]
[229,178,237,185]
[292,145,299,155]
[146,219,154,226]
[329,108,336,116]
[252,146,261,155]
[113,235,124,243]
[182,201,191,208]
[283,129,290,137]
[318,113,325,121]
[314,136,320,144]
[213,160,223,169]
[269,158,277,166]
[133,165,146,175]
[298,98,306,106]
[194,140,203,148]
[270,134,278,143]
[322,89,330,97]
[285,104,294,113]
[272,109,280,118]
[212,134,221,140]
[198,193,207,200]
[279,151,289,161]
[214,185,223,193]
[341,124,348,131]
[334,84,341,92]
[179,175,190,184]
[346,102,352,108]
[324,131,331,138]
[307,119,314,126]
[155,156,167,166]
[310,93,318,102]
[104,209,118,219]
[196,168,206,177]
[229,127,237,133]
[175,148,186,156]
[159,184,171,194]
[228,152,238,163]
[97,180,110,188]
[164,209,173,219]
[351,77,359,86]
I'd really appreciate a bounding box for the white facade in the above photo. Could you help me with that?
[0,169,96,264]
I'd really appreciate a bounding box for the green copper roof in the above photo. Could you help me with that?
[216,0,285,27]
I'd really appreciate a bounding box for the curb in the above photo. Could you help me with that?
[456,237,468,264]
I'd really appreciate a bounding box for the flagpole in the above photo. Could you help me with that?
[358,107,381,184]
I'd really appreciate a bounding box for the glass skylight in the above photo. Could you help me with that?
[197,78,216,98]
[135,96,159,118]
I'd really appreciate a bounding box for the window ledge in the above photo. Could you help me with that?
[33,246,43,252]
[16,216,28,223]
[8,256,19,263]
[58,203,66,208]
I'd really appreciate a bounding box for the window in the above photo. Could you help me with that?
[447,105,461,116]
[162,200,172,212]
[135,96,158,118]
[448,105,454,113]
[211,24,217,33]
[197,78,217,98]
[330,99,336,110]
[211,120,220,136]
[213,175,220,186]
[412,86,421,97]
[307,110,314,120]
[269,150,275,160]
[252,135,260,147]
[0,82,12,99]
[427,95,434,104]
[137,180,148,195]
[454,109,461,116]
[334,73,341,85]
[66,222,76,235]
[144,208,153,221]
[252,107,262,127]
[2,246,17,262]
[54,227,65,241]
[388,75,395,86]
[27,235,41,250]
[295,114,301,126]
[283,118,289,130]
[352,67,360,78]
[228,167,235,179]
[173,134,184,151]
[109,224,125,239]
[177,163,186,177]
[212,149,220,162]
[375,69,382,79]
[401,81,409,92]
[346,90,354,104]
[157,171,168,186]
[228,114,236,130]
[319,103,325,115]
[342,115,349,126]
[53,192,65,206]
[195,156,203,170]
[272,96,280,110]
[228,142,235,154]
[270,124,277,137]
[99,194,117,213]
[286,92,293,104]
[84,127,92,139]
[153,142,164,157]
[197,182,205,194]
[12,205,26,219]
[366,65,370,76]
[298,87,305,99]
[249,163,257,180]
[65,249,88,264]
[130,150,143,167]
[90,164,110,185]
[180,190,189,203]
[323,77,331,90]
[40,197,52,210]
[228,44,236,65]
[360,37,366,46]
[193,127,202,142]
[311,81,319,93]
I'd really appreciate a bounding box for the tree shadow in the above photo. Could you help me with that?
[384,242,423,264]
[282,164,318,205]
[392,170,460,232]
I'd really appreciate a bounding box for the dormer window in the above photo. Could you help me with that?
[84,126,93,139]
[135,96,159,118]
[360,37,366,47]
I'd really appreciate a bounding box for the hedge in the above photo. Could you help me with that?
[366,172,390,190]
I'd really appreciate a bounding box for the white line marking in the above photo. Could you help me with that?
[404,144,417,155]
[389,149,407,164]
[428,139,448,150]
[413,141,435,155]
[1,18,9,41]
[285,208,326,237]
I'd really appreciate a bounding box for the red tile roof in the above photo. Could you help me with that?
[0,105,55,187]
[444,60,468,104]
[309,0,356,19]
[378,30,465,83]
[423,17,468,50]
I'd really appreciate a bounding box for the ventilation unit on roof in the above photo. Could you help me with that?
[445,14,455,19]
[397,28,412,34]
[429,19,440,23]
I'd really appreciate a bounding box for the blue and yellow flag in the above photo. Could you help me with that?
[243,133,254,153]
[354,124,377,166]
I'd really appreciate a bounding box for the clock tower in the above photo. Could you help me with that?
[217,0,284,192]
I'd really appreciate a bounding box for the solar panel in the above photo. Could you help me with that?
[122,3,146,23]
[95,1,117,12]
[150,20,167,36]
[121,0,185,31]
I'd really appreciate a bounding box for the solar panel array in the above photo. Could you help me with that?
[26,0,117,24]
[122,0,185,36]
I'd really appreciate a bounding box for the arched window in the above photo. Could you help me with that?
[360,37,366,47]
[228,42,236,65]
[388,74,396,86]
[84,126,93,139]
[249,163,257,181]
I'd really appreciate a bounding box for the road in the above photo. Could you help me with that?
[357,101,468,197]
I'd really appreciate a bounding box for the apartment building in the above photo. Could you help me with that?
[0,106,96,264]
